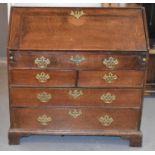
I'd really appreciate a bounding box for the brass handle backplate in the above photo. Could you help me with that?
[70,55,86,65]
[103,57,119,69]
[98,115,113,126]
[37,114,52,126]
[70,10,85,19]
[69,109,82,118]
[36,72,50,83]
[34,56,50,69]
[103,72,118,83]
[37,92,52,103]
[100,93,116,104]
[69,90,83,99]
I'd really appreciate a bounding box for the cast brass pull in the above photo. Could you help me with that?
[103,57,119,69]
[9,51,15,63]
[37,114,52,126]
[70,10,85,19]
[69,109,82,118]
[69,90,83,99]
[34,56,50,69]
[103,72,118,83]
[98,115,114,126]
[70,55,86,65]
[36,72,50,83]
[37,92,52,103]
[100,93,116,104]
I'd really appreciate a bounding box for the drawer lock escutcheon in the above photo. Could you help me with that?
[99,115,114,126]
[103,57,119,69]
[34,56,50,69]
[70,55,86,65]
[36,72,50,83]
[103,72,118,83]
[37,92,52,103]
[69,90,83,99]
[100,93,116,104]
[69,109,82,118]
[70,10,85,19]
[37,114,52,126]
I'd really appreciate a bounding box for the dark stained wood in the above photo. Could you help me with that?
[10,69,76,87]
[12,108,140,130]
[10,88,142,107]
[9,7,147,51]
[8,7,148,146]
[9,51,146,70]
[79,70,145,88]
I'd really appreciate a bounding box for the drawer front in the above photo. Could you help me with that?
[10,88,142,107]
[12,108,139,130]
[79,70,144,88]
[9,51,146,70]
[10,70,76,87]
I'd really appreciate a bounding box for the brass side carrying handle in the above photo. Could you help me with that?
[68,109,82,118]
[34,56,50,69]
[103,72,118,83]
[98,115,114,126]
[70,55,86,65]
[70,10,85,19]
[9,51,15,63]
[103,57,119,69]
[36,72,50,83]
[100,93,116,104]
[69,90,83,99]
[37,92,52,103]
[37,114,52,126]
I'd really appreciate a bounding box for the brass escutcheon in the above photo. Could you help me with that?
[103,72,118,83]
[98,115,114,126]
[70,55,86,65]
[103,57,119,69]
[69,89,83,99]
[34,56,50,69]
[68,109,82,118]
[36,72,50,83]
[70,10,85,19]
[37,92,52,103]
[37,114,52,126]
[100,92,116,104]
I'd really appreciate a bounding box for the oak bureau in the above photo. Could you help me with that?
[8,7,149,146]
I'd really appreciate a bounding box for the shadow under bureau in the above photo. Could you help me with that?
[7,7,149,146]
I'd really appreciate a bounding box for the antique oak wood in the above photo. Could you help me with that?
[8,7,148,146]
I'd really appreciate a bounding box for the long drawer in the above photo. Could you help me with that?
[10,69,76,87]
[79,70,144,88]
[10,88,142,107]
[9,51,146,70]
[12,108,140,130]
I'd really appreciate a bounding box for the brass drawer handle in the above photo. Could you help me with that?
[36,72,50,83]
[34,56,50,69]
[69,109,82,118]
[37,114,52,126]
[69,90,83,99]
[99,115,113,126]
[103,72,118,83]
[70,10,85,19]
[103,57,119,69]
[9,51,15,63]
[37,92,52,103]
[70,55,86,65]
[100,93,116,104]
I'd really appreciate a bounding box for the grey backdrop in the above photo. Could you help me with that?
[0,3,8,58]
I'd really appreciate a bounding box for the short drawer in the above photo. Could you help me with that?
[79,70,144,88]
[9,51,146,70]
[10,88,142,107]
[10,69,76,87]
[12,108,139,130]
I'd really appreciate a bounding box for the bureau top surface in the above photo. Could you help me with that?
[8,7,148,51]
